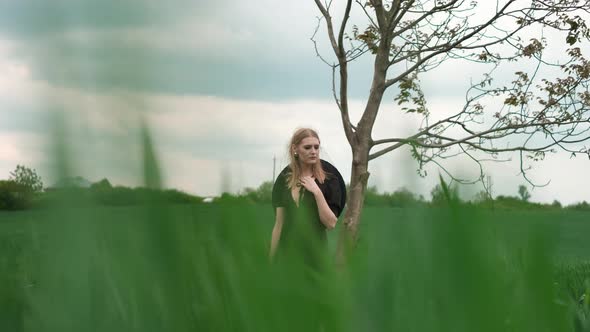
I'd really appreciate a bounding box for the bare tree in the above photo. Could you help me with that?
[312,0,590,258]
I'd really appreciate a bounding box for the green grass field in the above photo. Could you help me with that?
[1,202,590,331]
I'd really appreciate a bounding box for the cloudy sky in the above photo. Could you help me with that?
[0,1,589,204]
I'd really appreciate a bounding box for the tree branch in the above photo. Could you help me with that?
[385,0,518,88]
[313,0,356,144]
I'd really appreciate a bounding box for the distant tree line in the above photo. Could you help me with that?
[0,165,205,211]
[40,179,205,208]
[0,165,44,210]
[424,182,576,211]
[361,181,590,211]
[2,164,590,212]
[232,179,590,212]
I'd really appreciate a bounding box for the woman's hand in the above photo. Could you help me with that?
[299,176,321,196]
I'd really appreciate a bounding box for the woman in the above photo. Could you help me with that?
[269,128,346,266]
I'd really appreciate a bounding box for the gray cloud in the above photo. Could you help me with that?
[27,48,340,100]
[0,110,46,134]
[0,1,387,100]
[0,1,574,103]
[0,1,179,38]
[2,2,589,204]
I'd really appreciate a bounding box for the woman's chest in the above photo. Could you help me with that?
[289,180,329,208]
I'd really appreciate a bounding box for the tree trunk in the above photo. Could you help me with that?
[335,149,370,265]
[335,45,388,265]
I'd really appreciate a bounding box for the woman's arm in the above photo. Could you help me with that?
[312,191,337,230]
[269,207,284,261]
[299,175,338,230]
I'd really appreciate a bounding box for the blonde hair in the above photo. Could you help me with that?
[286,128,327,189]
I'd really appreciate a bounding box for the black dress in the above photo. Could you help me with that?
[271,159,346,267]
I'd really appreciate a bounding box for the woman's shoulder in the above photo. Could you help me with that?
[320,159,334,171]
[277,164,291,178]
[320,159,341,179]
[272,165,291,200]
[274,165,291,188]
[320,160,345,188]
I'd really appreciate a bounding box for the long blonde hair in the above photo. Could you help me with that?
[286,128,327,189]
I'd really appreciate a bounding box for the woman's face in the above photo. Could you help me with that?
[294,136,320,166]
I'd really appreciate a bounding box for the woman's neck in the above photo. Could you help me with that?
[299,163,314,177]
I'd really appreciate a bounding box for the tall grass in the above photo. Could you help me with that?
[0,120,584,331]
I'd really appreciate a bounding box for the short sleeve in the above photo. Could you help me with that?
[272,168,289,210]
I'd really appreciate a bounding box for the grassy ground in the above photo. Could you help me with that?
[1,203,590,331]
[360,206,590,261]
[2,205,590,260]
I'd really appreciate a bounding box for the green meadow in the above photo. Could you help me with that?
[2,199,590,331]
